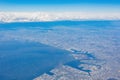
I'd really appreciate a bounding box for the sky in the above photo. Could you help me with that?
[0,0,120,5]
[0,0,120,21]
[0,0,120,12]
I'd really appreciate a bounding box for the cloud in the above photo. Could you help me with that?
[0,12,120,22]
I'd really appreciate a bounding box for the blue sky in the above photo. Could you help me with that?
[1,0,120,5]
[0,0,120,12]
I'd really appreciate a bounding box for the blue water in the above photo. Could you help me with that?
[0,20,119,29]
[0,41,74,80]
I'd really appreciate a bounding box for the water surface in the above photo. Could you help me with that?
[0,40,74,80]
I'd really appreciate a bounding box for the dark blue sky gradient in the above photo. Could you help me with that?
[1,0,120,5]
[0,0,120,12]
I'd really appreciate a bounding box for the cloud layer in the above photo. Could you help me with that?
[0,12,120,22]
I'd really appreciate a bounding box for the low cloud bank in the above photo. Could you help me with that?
[0,12,120,22]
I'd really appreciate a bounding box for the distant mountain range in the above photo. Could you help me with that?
[0,12,120,22]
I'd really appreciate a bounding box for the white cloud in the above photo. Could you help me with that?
[0,12,120,22]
